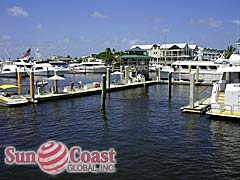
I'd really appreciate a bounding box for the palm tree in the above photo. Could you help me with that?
[224,45,236,59]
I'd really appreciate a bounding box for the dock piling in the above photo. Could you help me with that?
[158,66,161,82]
[101,74,106,110]
[106,68,110,89]
[120,65,124,82]
[196,66,199,84]
[168,72,172,99]
[125,66,129,84]
[29,70,35,101]
[17,71,22,95]
[189,73,195,108]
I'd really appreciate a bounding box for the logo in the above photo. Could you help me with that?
[4,140,117,175]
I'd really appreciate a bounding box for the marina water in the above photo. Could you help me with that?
[0,74,240,179]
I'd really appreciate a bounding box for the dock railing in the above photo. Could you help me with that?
[210,103,233,115]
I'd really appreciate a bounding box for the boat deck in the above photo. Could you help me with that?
[206,110,240,118]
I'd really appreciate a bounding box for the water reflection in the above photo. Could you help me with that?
[209,119,240,176]
[101,110,108,129]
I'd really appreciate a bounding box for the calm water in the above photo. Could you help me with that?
[0,74,240,180]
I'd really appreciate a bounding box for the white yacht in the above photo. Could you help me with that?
[159,60,224,83]
[0,63,26,78]
[68,62,81,71]
[32,61,65,76]
[74,58,107,73]
[49,60,69,74]
[207,65,240,118]
[14,58,32,71]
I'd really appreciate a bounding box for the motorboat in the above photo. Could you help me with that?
[73,58,107,73]
[159,60,224,83]
[0,84,28,106]
[68,62,81,71]
[0,64,26,78]
[32,61,65,76]
[207,66,240,118]
[49,60,69,74]
[14,58,32,71]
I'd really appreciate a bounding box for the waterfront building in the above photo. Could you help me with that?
[131,43,199,66]
[201,47,222,61]
[119,47,151,80]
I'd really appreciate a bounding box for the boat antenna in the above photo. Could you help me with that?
[3,47,10,60]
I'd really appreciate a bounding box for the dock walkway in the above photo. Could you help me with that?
[28,81,158,103]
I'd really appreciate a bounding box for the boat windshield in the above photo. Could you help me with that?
[222,72,240,83]
[0,88,18,97]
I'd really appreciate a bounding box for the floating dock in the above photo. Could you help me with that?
[26,81,158,103]
[181,97,211,114]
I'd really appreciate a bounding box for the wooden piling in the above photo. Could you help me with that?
[15,68,18,80]
[188,65,191,74]
[168,72,172,99]
[189,73,195,108]
[120,65,124,82]
[101,74,106,110]
[106,68,110,89]
[125,66,129,84]
[196,66,199,83]
[29,71,35,101]
[17,71,22,95]
[158,66,161,82]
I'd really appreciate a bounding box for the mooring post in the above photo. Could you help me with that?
[196,66,199,84]
[158,66,161,82]
[29,70,35,102]
[120,65,124,82]
[189,73,195,108]
[17,71,22,95]
[168,72,172,99]
[125,66,129,84]
[101,74,106,110]
[15,68,18,80]
[188,65,191,74]
[106,68,110,89]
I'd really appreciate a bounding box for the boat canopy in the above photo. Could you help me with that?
[0,84,18,89]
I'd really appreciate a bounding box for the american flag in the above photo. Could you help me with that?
[21,48,31,58]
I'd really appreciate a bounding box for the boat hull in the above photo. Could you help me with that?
[0,72,27,78]
[75,67,107,73]
[0,95,28,106]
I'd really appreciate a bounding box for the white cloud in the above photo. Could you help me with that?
[129,39,145,46]
[232,20,240,25]
[63,37,70,44]
[188,19,205,25]
[208,18,222,28]
[91,11,107,19]
[1,35,11,41]
[188,18,222,28]
[36,23,43,30]
[7,6,28,17]
[161,28,170,33]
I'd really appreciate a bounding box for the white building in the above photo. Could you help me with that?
[201,47,222,61]
[131,43,199,66]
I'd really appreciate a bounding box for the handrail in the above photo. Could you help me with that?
[210,103,233,114]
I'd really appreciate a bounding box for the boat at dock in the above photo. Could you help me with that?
[0,84,28,106]
[32,61,65,76]
[71,58,107,73]
[0,63,26,78]
[207,65,240,118]
[159,60,224,83]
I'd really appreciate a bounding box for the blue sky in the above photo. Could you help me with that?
[0,0,240,58]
